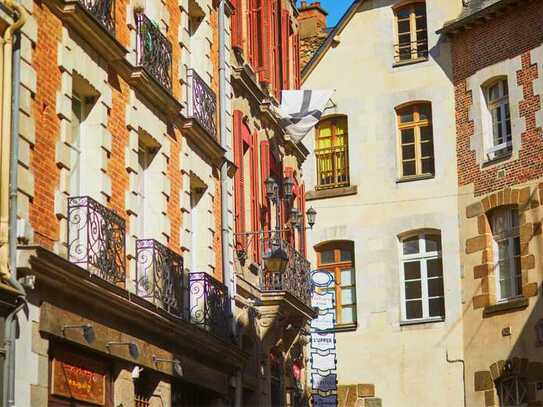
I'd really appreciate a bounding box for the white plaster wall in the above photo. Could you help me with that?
[302,0,465,405]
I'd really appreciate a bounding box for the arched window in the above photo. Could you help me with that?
[396,102,434,179]
[394,2,428,63]
[315,116,349,189]
[400,232,444,321]
[316,241,356,326]
[489,206,521,301]
[483,77,512,158]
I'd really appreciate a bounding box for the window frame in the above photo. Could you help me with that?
[490,206,522,302]
[396,102,435,180]
[483,77,512,159]
[315,116,350,190]
[496,375,528,407]
[316,242,356,327]
[393,2,429,64]
[399,232,445,323]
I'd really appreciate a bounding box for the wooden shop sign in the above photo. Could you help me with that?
[51,349,107,406]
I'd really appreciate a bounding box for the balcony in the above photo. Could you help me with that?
[67,196,126,285]
[315,145,350,190]
[261,239,311,308]
[189,272,232,341]
[135,12,173,92]
[136,239,185,319]
[78,0,115,34]
[187,69,217,138]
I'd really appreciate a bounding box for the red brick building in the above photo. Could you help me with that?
[441,0,543,405]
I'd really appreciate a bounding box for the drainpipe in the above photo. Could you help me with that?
[446,349,466,407]
[2,1,27,406]
[218,1,242,405]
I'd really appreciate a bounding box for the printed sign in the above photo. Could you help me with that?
[310,270,338,406]
[51,350,106,406]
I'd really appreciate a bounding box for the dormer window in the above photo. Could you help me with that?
[394,2,428,63]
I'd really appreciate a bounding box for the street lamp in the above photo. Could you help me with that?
[306,207,317,229]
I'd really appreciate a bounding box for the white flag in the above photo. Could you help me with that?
[275,90,334,143]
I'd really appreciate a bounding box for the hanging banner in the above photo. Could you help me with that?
[275,90,334,143]
[310,269,338,407]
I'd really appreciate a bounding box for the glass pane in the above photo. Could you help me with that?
[488,83,499,102]
[341,306,355,324]
[404,261,421,280]
[335,119,347,136]
[341,268,353,285]
[401,128,415,144]
[427,258,443,278]
[416,18,427,32]
[398,20,410,34]
[397,7,410,19]
[420,126,432,142]
[402,144,415,160]
[403,161,416,176]
[499,261,513,299]
[398,33,411,46]
[340,249,352,262]
[318,125,331,139]
[421,157,434,174]
[317,137,331,149]
[320,250,335,264]
[405,280,422,300]
[414,3,426,17]
[341,288,355,305]
[425,235,442,252]
[419,105,432,121]
[406,300,423,319]
[429,298,445,318]
[428,277,444,297]
[398,107,414,123]
[421,141,433,157]
[403,236,419,255]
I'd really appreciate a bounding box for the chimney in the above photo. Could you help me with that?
[297,1,328,69]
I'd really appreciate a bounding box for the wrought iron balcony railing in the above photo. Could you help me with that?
[189,272,232,341]
[315,145,350,190]
[135,13,172,92]
[261,238,312,307]
[187,69,217,138]
[79,0,115,34]
[68,196,126,284]
[136,239,185,318]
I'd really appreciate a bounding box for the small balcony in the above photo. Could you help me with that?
[78,0,115,34]
[67,196,126,285]
[136,239,185,319]
[189,272,232,341]
[261,238,311,308]
[187,69,217,138]
[135,12,173,92]
[315,145,350,190]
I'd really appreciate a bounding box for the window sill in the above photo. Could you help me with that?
[483,296,529,317]
[400,317,444,327]
[482,151,513,167]
[306,185,358,201]
[396,174,434,183]
[393,57,429,68]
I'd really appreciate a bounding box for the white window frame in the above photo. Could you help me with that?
[484,78,512,159]
[399,233,445,323]
[490,207,522,302]
[497,375,528,407]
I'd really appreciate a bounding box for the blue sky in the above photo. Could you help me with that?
[297,0,353,28]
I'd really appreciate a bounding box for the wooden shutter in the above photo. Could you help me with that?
[280,10,290,91]
[233,111,245,243]
[293,32,301,89]
[260,140,271,234]
[249,132,260,261]
[271,0,281,98]
[231,0,243,50]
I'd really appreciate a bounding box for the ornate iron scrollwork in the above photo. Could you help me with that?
[68,196,126,285]
[135,13,173,92]
[79,0,115,34]
[136,239,185,318]
[189,272,232,341]
[188,69,217,138]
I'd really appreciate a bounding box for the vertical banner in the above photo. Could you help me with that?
[310,270,338,406]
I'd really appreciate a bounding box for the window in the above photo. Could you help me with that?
[70,91,84,197]
[316,242,356,325]
[136,133,159,237]
[497,375,528,407]
[400,233,444,321]
[396,103,434,178]
[490,207,521,301]
[315,117,349,189]
[484,78,512,158]
[394,2,428,63]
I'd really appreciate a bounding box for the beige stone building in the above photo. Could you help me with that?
[299,1,464,405]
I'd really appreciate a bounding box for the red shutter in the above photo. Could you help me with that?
[233,111,245,247]
[271,0,281,98]
[258,0,272,83]
[281,10,290,91]
[231,0,243,50]
[293,32,301,89]
[260,140,271,234]
[249,132,260,261]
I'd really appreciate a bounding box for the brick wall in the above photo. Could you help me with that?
[453,1,543,196]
